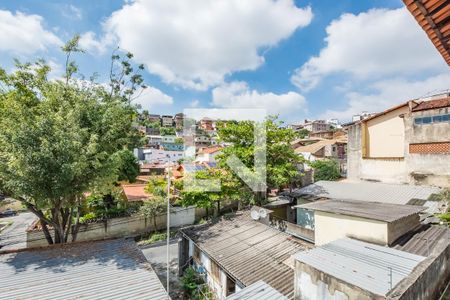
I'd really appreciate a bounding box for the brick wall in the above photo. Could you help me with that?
[409,142,450,154]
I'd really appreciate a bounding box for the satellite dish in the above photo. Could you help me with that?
[251,209,260,220]
[259,208,267,219]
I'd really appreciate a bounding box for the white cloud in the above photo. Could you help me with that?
[0,10,62,54]
[79,31,114,54]
[189,99,200,108]
[62,5,83,20]
[133,86,173,111]
[291,8,447,91]
[212,81,307,116]
[320,73,450,120]
[100,0,312,90]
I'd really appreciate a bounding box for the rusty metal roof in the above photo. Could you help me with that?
[181,212,313,299]
[0,239,168,300]
[392,224,450,256]
[296,199,425,223]
[411,97,450,111]
[403,0,450,66]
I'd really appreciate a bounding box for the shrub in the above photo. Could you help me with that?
[79,212,98,224]
[309,159,340,181]
[181,267,204,297]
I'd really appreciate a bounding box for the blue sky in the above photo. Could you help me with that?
[0,0,448,123]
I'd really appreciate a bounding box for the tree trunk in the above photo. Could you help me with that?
[153,216,158,232]
[71,201,82,242]
[64,207,74,243]
[217,200,221,216]
[41,221,54,244]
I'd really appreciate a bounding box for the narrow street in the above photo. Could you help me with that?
[0,212,36,250]
[140,238,184,299]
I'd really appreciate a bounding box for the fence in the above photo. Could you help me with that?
[26,206,205,248]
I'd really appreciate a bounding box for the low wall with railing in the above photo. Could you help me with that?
[26,206,204,248]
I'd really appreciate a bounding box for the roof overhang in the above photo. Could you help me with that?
[403,0,450,66]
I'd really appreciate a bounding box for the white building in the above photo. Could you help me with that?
[143,148,184,163]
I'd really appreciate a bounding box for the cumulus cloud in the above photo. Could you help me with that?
[0,10,62,54]
[133,86,173,111]
[320,73,450,120]
[98,0,312,90]
[79,31,114,54]
[291,8,447,91]
[212,81,307,116]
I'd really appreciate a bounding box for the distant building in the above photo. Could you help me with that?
[347,96,450,187]
[143,148,183,163]
[195,146,223,163]
[161,115,174,127]
[148,114,161,124]
[302,120,330,133]
[146,127,160,135]
[174,112,184,130]
[147,135,163,147]
[199,117,214,131]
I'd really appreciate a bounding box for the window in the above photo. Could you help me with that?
[422,116,432,124]
[415,114,450,125]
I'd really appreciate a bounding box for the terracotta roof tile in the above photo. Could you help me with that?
[412,97,450,111]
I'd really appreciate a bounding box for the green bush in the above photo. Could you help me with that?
[309,159,341,181]
[181,267,204,297]
[79,212,98,224]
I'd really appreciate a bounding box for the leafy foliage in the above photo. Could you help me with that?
[0,36,145,244]
[139,197,167,230]
[113,149,140,183]
[215,116,304,204]
[181,267,204,298]
[309,159,341,181]
[160,126,176,136]
[297,128,310,139]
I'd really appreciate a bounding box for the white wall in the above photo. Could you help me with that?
[314,211,388,246]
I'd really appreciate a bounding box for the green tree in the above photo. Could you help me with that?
[160,126,176,136]
[216,116,304,205]
[0,36,145,244]
[309,159,341,181]
[113,149,140,183]
[140,197,167,231]
[297,128,310,139]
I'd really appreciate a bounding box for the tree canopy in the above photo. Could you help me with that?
[0,36,145,244]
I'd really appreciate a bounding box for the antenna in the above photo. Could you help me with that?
[259,208,267,218]
[251,209,260,220]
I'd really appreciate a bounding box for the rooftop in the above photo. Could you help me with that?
[392,224,450,256]
[225,280,288,300]
[181,211,313,299]
[294,138,346,154]
[198,146,223,154]
[293,180,440,208]
[0,239,168,300]
[412,97,450,111]
[296,199,424,222]
[403,0,450,66]
[294,238,426,296]
[121,184,150,201]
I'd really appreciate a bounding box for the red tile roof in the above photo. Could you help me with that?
[403,0,450,66]
[121,184,149,201]
[198,146,223,154]
[412,97,450,111]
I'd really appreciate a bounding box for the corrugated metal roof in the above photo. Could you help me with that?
[296,199,424,222]
[294,181,440,207]
[181,212,313,299]
[392,224,450,256]
[226,280,288,300]
[0,239,168,300]
[294,238,426,296]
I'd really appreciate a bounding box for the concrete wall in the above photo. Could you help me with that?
[387,237,450,300]
[294,261,381,300]
[314,211,388,246]
[27,206,202,248]
[404,108,450,188]
[365,106,408,158]
[347,105,450,187]
[387,214,420,245]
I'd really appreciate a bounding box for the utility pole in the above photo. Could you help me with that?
[166,156,171,299]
